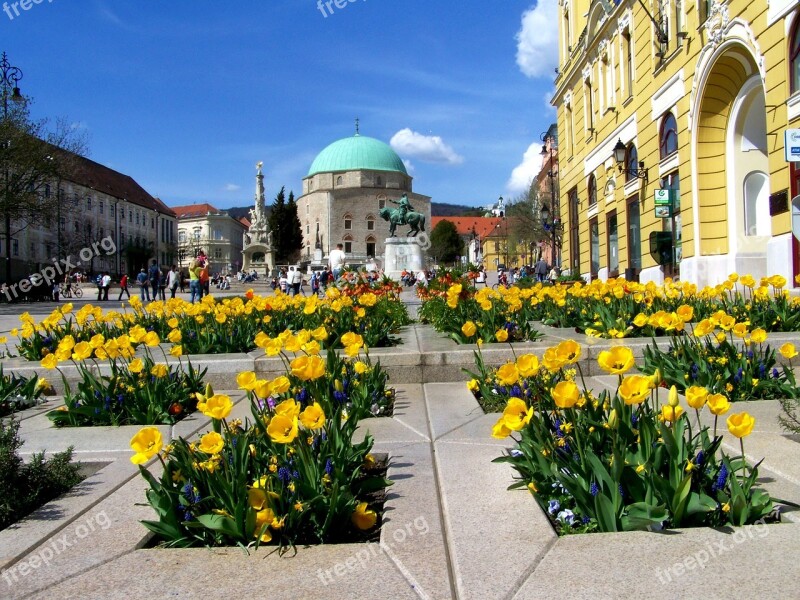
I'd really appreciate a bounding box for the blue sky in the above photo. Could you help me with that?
[1,0,558,209]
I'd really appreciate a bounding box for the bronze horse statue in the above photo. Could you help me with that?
[379,207,426,237]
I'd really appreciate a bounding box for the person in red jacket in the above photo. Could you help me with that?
[118,273,130,301]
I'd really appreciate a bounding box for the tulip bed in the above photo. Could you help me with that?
[0,367,49,418]
[12,282,411,361]
[418,272,545,343]
[132,343,394,548]
[468,341,778,535]
[421,273,800,341]
[44,346,207,427]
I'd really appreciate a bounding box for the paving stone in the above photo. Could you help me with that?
[23,546,423,600]
[434,442,555,600]
[391,384,432,440]
[372,440,454,600]
[424,383,485,441]
[514,523,800,600]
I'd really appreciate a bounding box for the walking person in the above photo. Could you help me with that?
[329,243,346,280]
[118,273,130,301]
[100,272,112,301]
[136,269,150,301]
[166,265,179,299]
[289,266,302,297]
[148,260,161,302]
[535,257,549,283]
[188,258,201,304]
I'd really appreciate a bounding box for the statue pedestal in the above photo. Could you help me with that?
[384,237,424,281]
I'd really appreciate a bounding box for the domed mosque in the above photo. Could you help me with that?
[298,123,431,270]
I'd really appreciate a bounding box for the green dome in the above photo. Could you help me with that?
[307,135,408,177]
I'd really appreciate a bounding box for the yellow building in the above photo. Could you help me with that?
[553,0,800,286]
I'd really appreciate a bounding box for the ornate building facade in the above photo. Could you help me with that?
[553,0,800,286]
[173,203,247,274]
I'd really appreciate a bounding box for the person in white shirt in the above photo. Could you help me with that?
[328,243,346,280]
[416,269,428,287]
[100,272,112,301]
[278,270,288,294]
[166,265,180,298]
[288,267,303,296]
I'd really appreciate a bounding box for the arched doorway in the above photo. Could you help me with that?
[693,44,768,285]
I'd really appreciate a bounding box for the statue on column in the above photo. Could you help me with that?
[249,161,267,230]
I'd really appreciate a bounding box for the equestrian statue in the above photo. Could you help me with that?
[380,193,426,237]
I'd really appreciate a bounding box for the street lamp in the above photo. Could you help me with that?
[613,138,648,180]
[1,52,23,283]
[540,203,562,269]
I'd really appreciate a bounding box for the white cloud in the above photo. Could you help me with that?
[224,183,241,192]
[516,1,560,79]
[402,159,415,174]
[390,128,464,165]
[506,141,543,195]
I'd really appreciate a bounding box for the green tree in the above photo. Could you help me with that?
[505,183,548,264]
[429,219,464,264]
[285,191,303,263]
[0,81,88,282]
[267,186,287,263]
[267,187,302,264]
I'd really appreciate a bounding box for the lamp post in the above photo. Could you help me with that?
[539,131,560,268]
[540,203,562,271]
[1,52,23,283]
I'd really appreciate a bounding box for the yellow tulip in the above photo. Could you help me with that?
[726,412,755,438]
[40,354,58,370]
[516,354,540,378]
[275,399,300,419]
[618,375,651,405]
[461,321,477,338]
[198,431,225,454]
[707,394,731,416]
[492,416,512,439]
[660,404,684,422]
[551,380,580,409]
[201,394,234,420]
[237,371,258,391]
[597,347,635,375]
[130,427,163,464]
[502,397,533,431]
[300,402,326,430]
[496,362,520,386]
[267,414,299,444]
[685,386,709,410]
[779,343,798,360]
[555,340,581,364]
[495,329,509,343]
[351,502,377,530]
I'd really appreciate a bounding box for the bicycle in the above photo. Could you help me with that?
[59,283,83,298]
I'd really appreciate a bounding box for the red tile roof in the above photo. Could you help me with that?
[431,216,504,239]
[238,216,251,228]
[66,152,177,217]
[171,203,223,219]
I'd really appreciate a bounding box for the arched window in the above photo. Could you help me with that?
[659,113,679,158]
[366,214,375,231]
[791,20,800,93]
[336,176,343,185]
[625,144,639,183]
[343,214,352,230]
[342,234,353,254]
[366,235,376,258]
[587,174,597,206]
[743,171,771,237]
